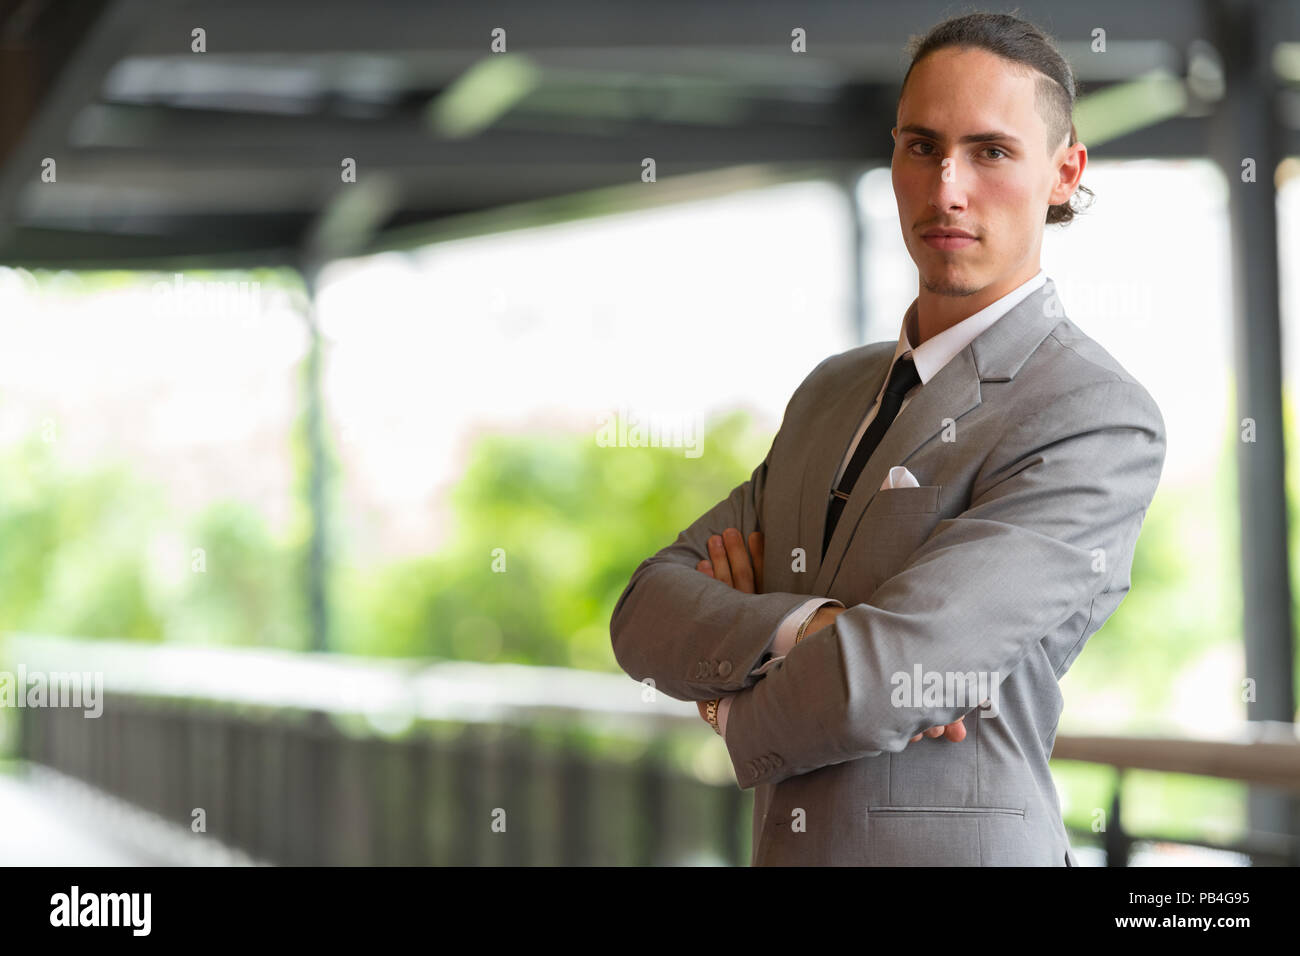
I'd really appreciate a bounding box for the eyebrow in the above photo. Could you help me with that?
[898,124,1023,146]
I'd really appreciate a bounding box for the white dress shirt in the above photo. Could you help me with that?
[717,269,1047,737]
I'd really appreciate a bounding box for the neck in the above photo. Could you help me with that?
[913,263,1040,347]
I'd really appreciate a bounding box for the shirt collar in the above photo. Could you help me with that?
[895,269,1048,385]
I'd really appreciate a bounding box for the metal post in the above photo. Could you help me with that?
[1209,0,1299,853]
[1105,776,1129,866]
[299,264,331,653]
[842,166,870,344]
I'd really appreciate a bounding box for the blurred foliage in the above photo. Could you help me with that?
[0,435,304,648]
[163,499,307,648]
[0,397,771,668]
[0,438,163,641]
[331,410,771,669]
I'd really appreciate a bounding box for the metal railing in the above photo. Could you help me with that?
[1053,728,1300,866]
[5,634,1298,865]
[4,634,746,866]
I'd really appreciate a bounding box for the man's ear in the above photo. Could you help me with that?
[1049,141,1086,205]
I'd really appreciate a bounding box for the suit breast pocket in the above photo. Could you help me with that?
[868,484,941,516]
[830,485,942,604]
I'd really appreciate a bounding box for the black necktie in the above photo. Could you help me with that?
[822,355,922,559]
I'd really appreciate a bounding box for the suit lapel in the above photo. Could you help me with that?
[801,277,1065,593]
[795,345,892,584]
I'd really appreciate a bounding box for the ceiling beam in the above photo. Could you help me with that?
[0,0,151,249]
[120,0,1219,59]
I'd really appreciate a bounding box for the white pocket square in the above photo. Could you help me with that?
[880,465,920,490]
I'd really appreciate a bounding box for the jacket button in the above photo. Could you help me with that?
[718,660,732,677]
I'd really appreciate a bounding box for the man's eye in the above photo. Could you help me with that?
[908,142,934,155]
[983,147,1007,159]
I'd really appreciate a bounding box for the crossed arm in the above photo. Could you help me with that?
[694,528,965,744]
[609,379,1165,789]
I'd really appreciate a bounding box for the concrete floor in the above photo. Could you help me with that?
[0,769,149,865]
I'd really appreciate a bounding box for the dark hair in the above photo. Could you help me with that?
[898,10,1094,225]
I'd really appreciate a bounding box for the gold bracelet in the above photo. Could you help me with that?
[705,698,721,733]
[794,606,820,645]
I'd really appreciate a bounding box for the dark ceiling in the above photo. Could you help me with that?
[0,0,1295,270]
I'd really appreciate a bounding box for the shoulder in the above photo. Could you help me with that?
[1041,319,1146,388]
[770,342,893,431]
[1011,319,1165,439]
[797,341,895,397]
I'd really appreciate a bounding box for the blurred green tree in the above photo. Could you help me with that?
[332,409,770,669]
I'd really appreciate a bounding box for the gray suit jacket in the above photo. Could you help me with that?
[609,277,1166,865]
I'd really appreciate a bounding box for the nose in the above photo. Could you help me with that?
[929,152,968,213]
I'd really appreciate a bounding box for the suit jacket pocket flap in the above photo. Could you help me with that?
[868,805,1024,816]
[866,484,941,516]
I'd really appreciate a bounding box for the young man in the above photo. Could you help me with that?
[610,12,1166,865]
